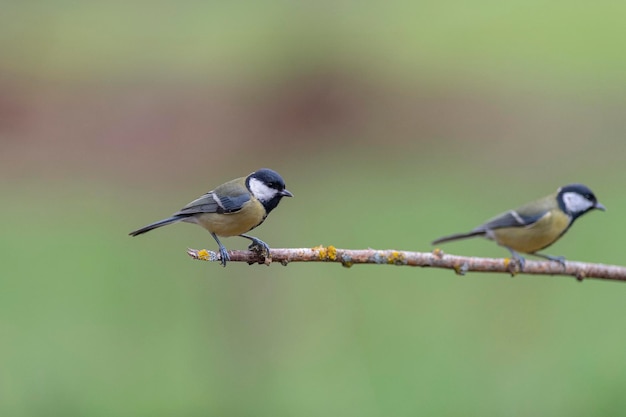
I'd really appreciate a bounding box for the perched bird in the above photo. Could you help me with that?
[129,168,293,266]
[432,184,605,266]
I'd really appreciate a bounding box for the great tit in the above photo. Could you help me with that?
[432,183,605,266]
[129,168,293,266]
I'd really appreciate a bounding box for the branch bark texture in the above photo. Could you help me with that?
[186,246,626,283]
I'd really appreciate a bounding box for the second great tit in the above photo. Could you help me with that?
[129,168,293,266]
[432,183,605,266]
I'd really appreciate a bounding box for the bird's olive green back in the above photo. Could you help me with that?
[175,177,249,216]
[212,176,248,197]
[513,192,559,219]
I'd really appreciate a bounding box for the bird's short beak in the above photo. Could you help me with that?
[595,202,606,211]
[281,189,293,197]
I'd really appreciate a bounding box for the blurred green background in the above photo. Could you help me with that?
[2,1,626,416]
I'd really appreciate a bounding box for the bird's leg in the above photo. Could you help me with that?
[533,252,566,268]
[504,247,526,271]
[240,234,271,259]
[210,232,230,267]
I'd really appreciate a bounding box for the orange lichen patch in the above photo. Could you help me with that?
[313,245,337,261]
[504,258,518,276]
[187,248,214,261]
[326,245,337,261]
[196,249,212,261]
[312,245,325,260]
[432,248,444,259]
[453,264,463,275]
[387,251,406,265]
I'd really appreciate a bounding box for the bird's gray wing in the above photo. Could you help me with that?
[174,192,250,216]
[473,209,546,232]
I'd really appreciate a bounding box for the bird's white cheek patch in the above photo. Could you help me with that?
[562,192,593,213]
[249,178,277,202]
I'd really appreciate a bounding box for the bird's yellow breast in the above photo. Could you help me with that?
[492,210,571,254]
[194,199,266,237]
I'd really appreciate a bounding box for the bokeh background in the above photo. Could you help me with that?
[2,2,626,415]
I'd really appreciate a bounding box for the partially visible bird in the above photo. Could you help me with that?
[432,183,605,267]
[129,168,293,266]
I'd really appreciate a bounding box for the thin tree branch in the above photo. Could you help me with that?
[186,246,626,282]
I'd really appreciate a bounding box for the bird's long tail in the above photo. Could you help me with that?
[129,215,187,236]
[431,230,485,245]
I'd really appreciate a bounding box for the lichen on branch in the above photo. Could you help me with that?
[185,246,626,283]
